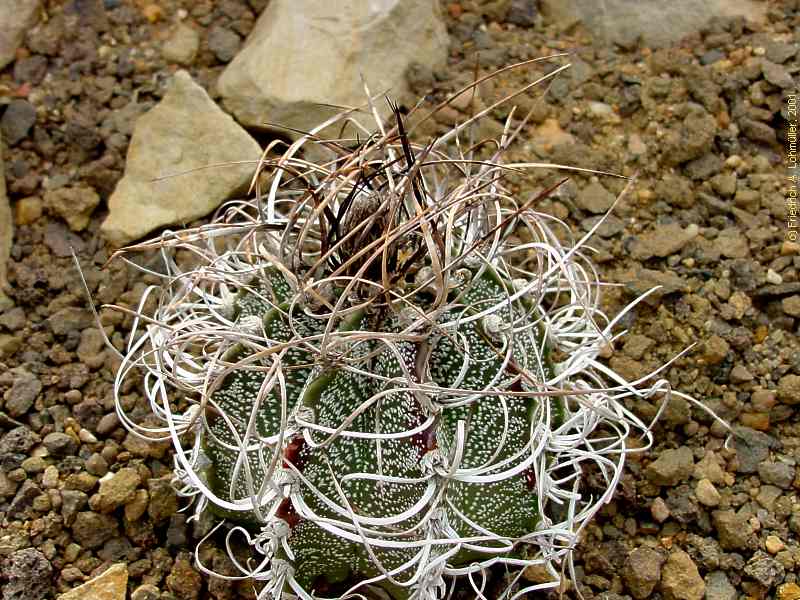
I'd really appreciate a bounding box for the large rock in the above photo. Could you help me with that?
[0,130,11,310]
[539,0,764,48]
[218,0,448,135]
[101,71,261,246]
[0,0,41,70]
[57,563,127,600]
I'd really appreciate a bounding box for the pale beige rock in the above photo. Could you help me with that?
[693,451,726,484]
[0,0,41,70]
[101,71,261,246]
[218,0,448,135]
[0,131,11,310]
[57,563,127,600]
[695,478,721,507]
[539,0,764,48]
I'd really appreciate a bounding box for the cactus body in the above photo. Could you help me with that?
[116,78,662,599]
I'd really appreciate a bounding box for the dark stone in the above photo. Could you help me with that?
[124,516,158,548]
[42,431,78,457]
[1,100,37,146]
[72,398,104,429]
[97,536,136,562]
[686,533,721,570]
[13,56,48,84]
[5,370,42,418]
[96,412,121,435]
[619,84,642,116]
[732,426,775,473]
[713,510,755,551]
[765,41,797,64]
[65,0,110,32]
[665,484,699,523]
[506,0,538,26]
[47,306,93,336]
[8,480,42,517]
[743,551,784,588]
[207,26,240,63]
[166,513,188,549]
[60,489,88,526]
[739,118,776,145]
[684,153,723,180]
[685,65,722,111]
[662,107,717,166]
[699,49,725,65]
[754,282,800,298]
[0,426,40,455]
[65,119,102,153]
[71,511,118,548]
[582,215,625,238]
[42,222,86,258]
[757,461,795,489]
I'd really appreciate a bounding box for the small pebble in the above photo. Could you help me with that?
[124,489,149,522]
[78,428,98,444]
[766,535,785,554]
[142,3,163,22]
[60,566,84,583]
[131,584,161,600]
[21,456,47,474]
[42,432,78,457]
[651,497,670,523]
[41,465,59,489]
[85,453,109,477]
[63,543,81,563]
[695,478,721,507]
[766,269,783,285]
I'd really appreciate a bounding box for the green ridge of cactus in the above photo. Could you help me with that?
[202,263,555,594]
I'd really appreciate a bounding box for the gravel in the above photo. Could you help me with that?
[0,1,798,598]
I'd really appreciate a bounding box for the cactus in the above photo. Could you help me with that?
[114,64,683,599]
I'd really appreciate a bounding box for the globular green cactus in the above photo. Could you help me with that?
[203,260,554,595]
[116,64,665,600]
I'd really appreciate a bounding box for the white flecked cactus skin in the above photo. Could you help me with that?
[112,60,692,600]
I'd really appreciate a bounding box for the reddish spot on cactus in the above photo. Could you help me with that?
[276,497,301,528]
[283,435,308,471]
[411,420,438,457]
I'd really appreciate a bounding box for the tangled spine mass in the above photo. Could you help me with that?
[114,76,671,600]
